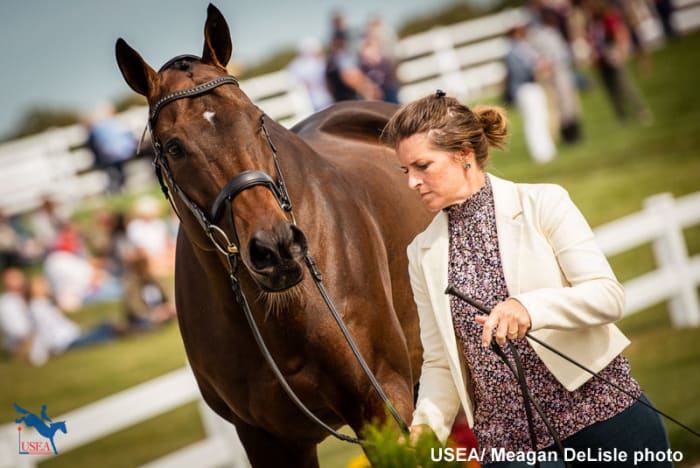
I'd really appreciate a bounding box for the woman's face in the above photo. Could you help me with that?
[396,132,472,212]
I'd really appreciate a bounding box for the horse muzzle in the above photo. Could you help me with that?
[247,222,308,291]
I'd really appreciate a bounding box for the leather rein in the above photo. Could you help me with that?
[143,67,409,444]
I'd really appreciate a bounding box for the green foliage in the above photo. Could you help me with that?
[113,93,147,113]
[361,421,463,468]
[395,0,519,38]
[2,107,81,141]
[397,2,483,38]
[238,48,298,80]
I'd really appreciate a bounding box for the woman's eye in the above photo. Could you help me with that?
[165,141,183,159]
[417,163,429,171]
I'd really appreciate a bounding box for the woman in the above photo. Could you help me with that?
[381,91,670,467]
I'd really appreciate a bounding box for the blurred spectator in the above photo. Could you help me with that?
[364,15,398,61]
[529,8,583,143]
[287,37,334,112]
[654,0,676,39]
[122,249,176,331]
[505,24,557,163]
[126,196,174,277]
[326,31,382,102]
[30,197,67,253]
[0,268,35,361]
[585,0,653,123]
[91,211,132,277]
[27,275,123,363]
[0,211,23,270]
[0,210,43,269]
[330,9,353,46]
[85,103,137,194]
[44,221,122,312]
[616,0,655,69]
[359,34,400,104]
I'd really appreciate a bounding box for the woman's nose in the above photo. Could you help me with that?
[407,171,420,191]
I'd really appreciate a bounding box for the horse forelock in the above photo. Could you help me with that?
[158,54,200,73]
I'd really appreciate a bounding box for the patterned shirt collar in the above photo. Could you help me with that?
[445,176,493,220]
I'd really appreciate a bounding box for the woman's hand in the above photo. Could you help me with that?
[397,424,432,446]
[474,298,531,348]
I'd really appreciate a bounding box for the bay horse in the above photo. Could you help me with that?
[116,4,432,466]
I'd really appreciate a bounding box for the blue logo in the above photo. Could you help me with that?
[14,403,67,455]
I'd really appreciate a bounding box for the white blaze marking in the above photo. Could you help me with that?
[203,111,216,125]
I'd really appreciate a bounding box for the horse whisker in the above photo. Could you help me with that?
[257,282,307,320]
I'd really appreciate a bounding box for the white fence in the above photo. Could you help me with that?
[0,70,314,217]
[1,189,699,467]
[595,191,700,327]
[3,1,700,217]
[0,368,250,468]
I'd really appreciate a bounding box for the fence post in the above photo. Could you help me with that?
[430,27,463,96]
[645,193,700,327]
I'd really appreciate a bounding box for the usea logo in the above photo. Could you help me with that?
[14,403,68,455]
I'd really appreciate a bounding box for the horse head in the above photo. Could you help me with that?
[52,421,67,435]
[115,4,307,294]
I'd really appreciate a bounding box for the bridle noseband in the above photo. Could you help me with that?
[143,63,409,444]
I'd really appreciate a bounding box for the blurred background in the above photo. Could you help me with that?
[1,0,699,467]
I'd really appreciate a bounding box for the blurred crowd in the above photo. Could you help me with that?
[286,10,401,111]
[0,195,177,366]
[505,0,670,163]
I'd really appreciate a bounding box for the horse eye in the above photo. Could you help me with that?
[165,140,184,159]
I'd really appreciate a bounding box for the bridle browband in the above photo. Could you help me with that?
[144,64,408,444]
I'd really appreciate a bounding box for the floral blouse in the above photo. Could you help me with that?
[446,177,640,462]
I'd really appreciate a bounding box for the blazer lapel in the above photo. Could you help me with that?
[419,212,464,367]
[489,174,523,296]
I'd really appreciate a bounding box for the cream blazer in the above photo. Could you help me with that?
[408,174,629,443]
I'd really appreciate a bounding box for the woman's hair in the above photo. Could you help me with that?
[381,92,508,168]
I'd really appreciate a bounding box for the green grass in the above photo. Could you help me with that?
[3,32,700,468]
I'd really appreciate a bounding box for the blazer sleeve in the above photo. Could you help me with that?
[513,185,626,331]
[407,241,462,443]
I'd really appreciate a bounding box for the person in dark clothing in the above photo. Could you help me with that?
[325,31,381,103]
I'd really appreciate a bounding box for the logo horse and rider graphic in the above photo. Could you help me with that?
[14,402,68,455]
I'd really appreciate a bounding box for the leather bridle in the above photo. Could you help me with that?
[143,61,409,444]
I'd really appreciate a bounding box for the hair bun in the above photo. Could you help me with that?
[473,105,507,150]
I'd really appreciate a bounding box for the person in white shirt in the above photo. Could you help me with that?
[126,196,174,276]
[28,275,122,359]
[0,268,33,356]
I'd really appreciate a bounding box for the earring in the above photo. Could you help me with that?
[465,161,472,169]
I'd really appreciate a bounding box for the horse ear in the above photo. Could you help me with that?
[202,3,232,69]
[115,38,157,97]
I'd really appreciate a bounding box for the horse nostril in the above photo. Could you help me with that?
[249,234,279,270]
[248,224,308,272]
[288,225,308,260]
